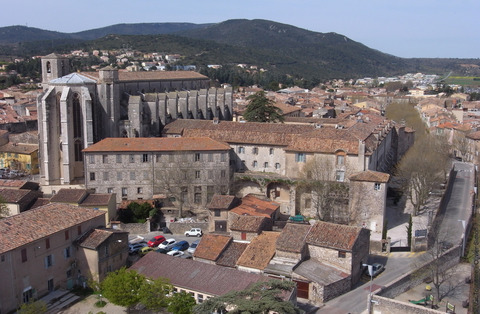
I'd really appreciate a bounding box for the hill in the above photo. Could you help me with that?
[0,20,479,81]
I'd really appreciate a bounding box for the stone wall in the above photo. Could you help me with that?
[111,221,150,235]
[378,245,461,299]
[371,295,444,314]
[168,221,209,235]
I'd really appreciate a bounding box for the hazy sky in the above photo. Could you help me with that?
[2,0,479,58]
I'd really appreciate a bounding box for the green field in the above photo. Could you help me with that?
[444,76,480,86]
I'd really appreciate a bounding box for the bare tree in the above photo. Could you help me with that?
[421,232,462,305]
[155,167,190,218]
[298,155,349,222]
[0,196,9,219]
[395,135,449,216]
[453,131,471,161]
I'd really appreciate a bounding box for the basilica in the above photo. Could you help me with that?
[37,53,233,186]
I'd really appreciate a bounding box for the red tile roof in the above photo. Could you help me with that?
[237,232,280,270]
[0,203,105,253]
[215,242,248,268]
[349,170,390,183]
[83,137,230,153]
[230,194,279,218]
[0,143,38,154]
[276,223,312,253]
[50,189,88,204]
[80,194,114,206]
[305,221,365,252]
[230,216,269,233]
[193,234,231,261]
[80,70,208,82]
[208,195,238,210]
[77,228,126,249]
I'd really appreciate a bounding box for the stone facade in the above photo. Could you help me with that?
[37,53,233,186]
[83,137,232,207]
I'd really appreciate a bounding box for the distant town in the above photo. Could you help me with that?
[0,48,479,313]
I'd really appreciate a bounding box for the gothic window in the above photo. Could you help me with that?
[74,140,83,162]
[72,93,82,138]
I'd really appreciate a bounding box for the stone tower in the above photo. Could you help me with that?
[41,53,70,86]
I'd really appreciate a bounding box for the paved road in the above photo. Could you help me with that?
[319,162,475,313]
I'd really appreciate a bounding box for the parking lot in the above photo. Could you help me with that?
[128,229,203,261]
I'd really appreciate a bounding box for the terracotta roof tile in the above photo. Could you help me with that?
[0,203,105,253]
[237,232,280,270]
[230,216,269,233]
[208,195,238,210]
[0,143,38,154]
[80,70,208,82]
[215,242,248,268]
[77,228,126,249]
[276,223,312,253]
[305,221,366,252]
[0,188,37,209]
[131,253,270,296]
[80,194,114,206]
[50,189,88,204]
[230,194,279,218]
[349,170,390,183]
[83,137,230,152]
[193,234,231,261]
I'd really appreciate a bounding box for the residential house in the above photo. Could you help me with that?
[0,188,39,216]
[303,221,370,292]
[0,142,39,174]
[348,171,390,233]
[215,242,248,268]
[207,194,239,233]
[0,203,106,314]
[229,216,272,242]
[236,231,280,274]
[228,194,279,240]
[50,188,116,227]
[83,137,232,209]
[75,228,129,282]
[130,252,296,304]
[193,234,232,264]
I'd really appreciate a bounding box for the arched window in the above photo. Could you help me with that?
[74,139,83,162]
[46,61,51,73]
[56,93,62,134]
[121,130,128,138]
[72,93,82,138]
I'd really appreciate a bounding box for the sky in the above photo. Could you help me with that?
[2,0,479,59]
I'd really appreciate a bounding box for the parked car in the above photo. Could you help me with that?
[140,246,156,255]
[158,238,177,250]
[128,242,147,254]
[155,248,169,254]
[171,240,189,251]
[364,263,385,277]
[185,228,203,237]
[167,250,185,257]
[187,239,201,254]
[180,254,192,259]
[147,235,166,247]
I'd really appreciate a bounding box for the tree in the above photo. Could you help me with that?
[168,291,196,314]
[244,91,284,123]
[453,131,471,161]
[298,155,349,223]
[421,231,462,305]
[193,280,298,314]
[100,268,146,307]
[0,195,9,219]
[395,135,449,216]
[127,201,156,223]
[17,301,47,314]
[156,167,190,218]
[138,277,173,311]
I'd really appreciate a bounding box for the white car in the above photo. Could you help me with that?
[158,238,176,250]
[185,228,203,237]
[187,239,200,254]
[167,250,185,257]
